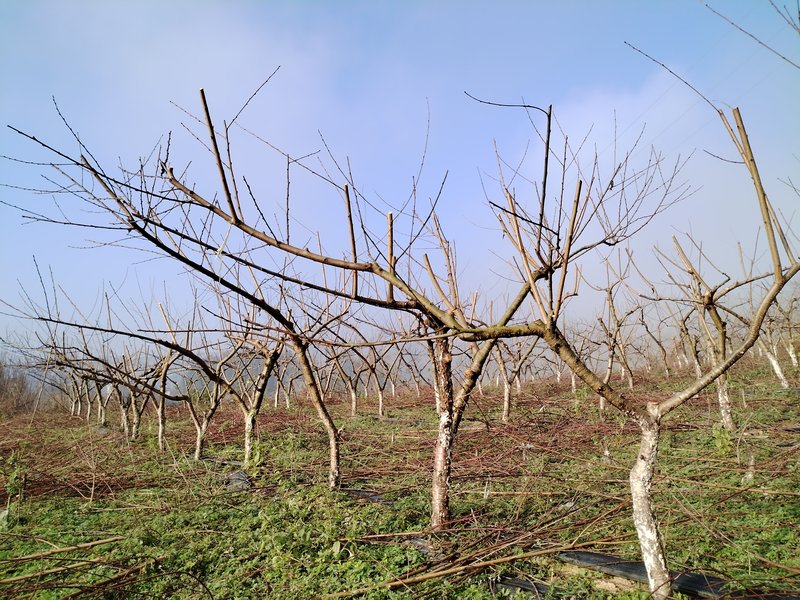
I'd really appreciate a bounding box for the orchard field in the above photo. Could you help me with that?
[1,361,798,598]
[2,9,798,596]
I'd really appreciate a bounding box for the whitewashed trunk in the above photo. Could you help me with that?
[431,409,453,529]
[70,385,81,416]
[130,404,141,441]
[784,339,797,368]
[717,373,736,431]
[97,400,107,427]
[501,380,511,424]
[762,344,789,388]
[432,377,441,413]
[282,381,293,409]
[84,385,94,421]
[120,405,131,440]
[377,386,385,418]
[193,419,209,461]
[293,340,340,490]
[186,397,210,462]
[242,408,257,466]
[630,418,670,599]
[349,387,358,416]
[431,338,454,529]
[327,428,341,489]
[80,380,91,421]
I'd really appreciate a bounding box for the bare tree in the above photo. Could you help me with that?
[9,88,537,521]
[272,352,303,409]
[492,337,539,422]
[638,306,672,378]
[9,87,681,532]
[648,236,770,431]
[533,106,797,598]
[9,62,795,600]
[462,81,799,598]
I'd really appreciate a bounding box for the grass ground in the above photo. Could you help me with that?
[0,366,798,598]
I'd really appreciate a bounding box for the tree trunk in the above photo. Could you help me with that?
[630,415,670,599]
[130,393,149,442]
[194,420,208,461]
[349,386,358,416]
[243,407,257,466]
[501,379,511,424]
[97,383,109,426]
[157,398,166,452]
[618,346,634,389]
[69,378,81,416]
[130,401,141,441]
[717,372,736,431]
[284,381,293,409]
[183,400,208,461]
[760,341,789,388]
[84,382,94,421]
[117,386,131,439]
[293,339,340,489]
[427,339,442,411]
[784,337,797,368]
[240,348,279,466]
[687,336,703,378]
[431,409,453,529]
[376,385,385,418]
[82,379,93,421]
[97,399,107,427]
[120,405,131,440]
[430,337,454,528]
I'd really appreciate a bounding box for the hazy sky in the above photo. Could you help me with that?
[1,1,797,338]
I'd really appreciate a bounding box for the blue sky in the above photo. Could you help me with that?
[1,1,797,338]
